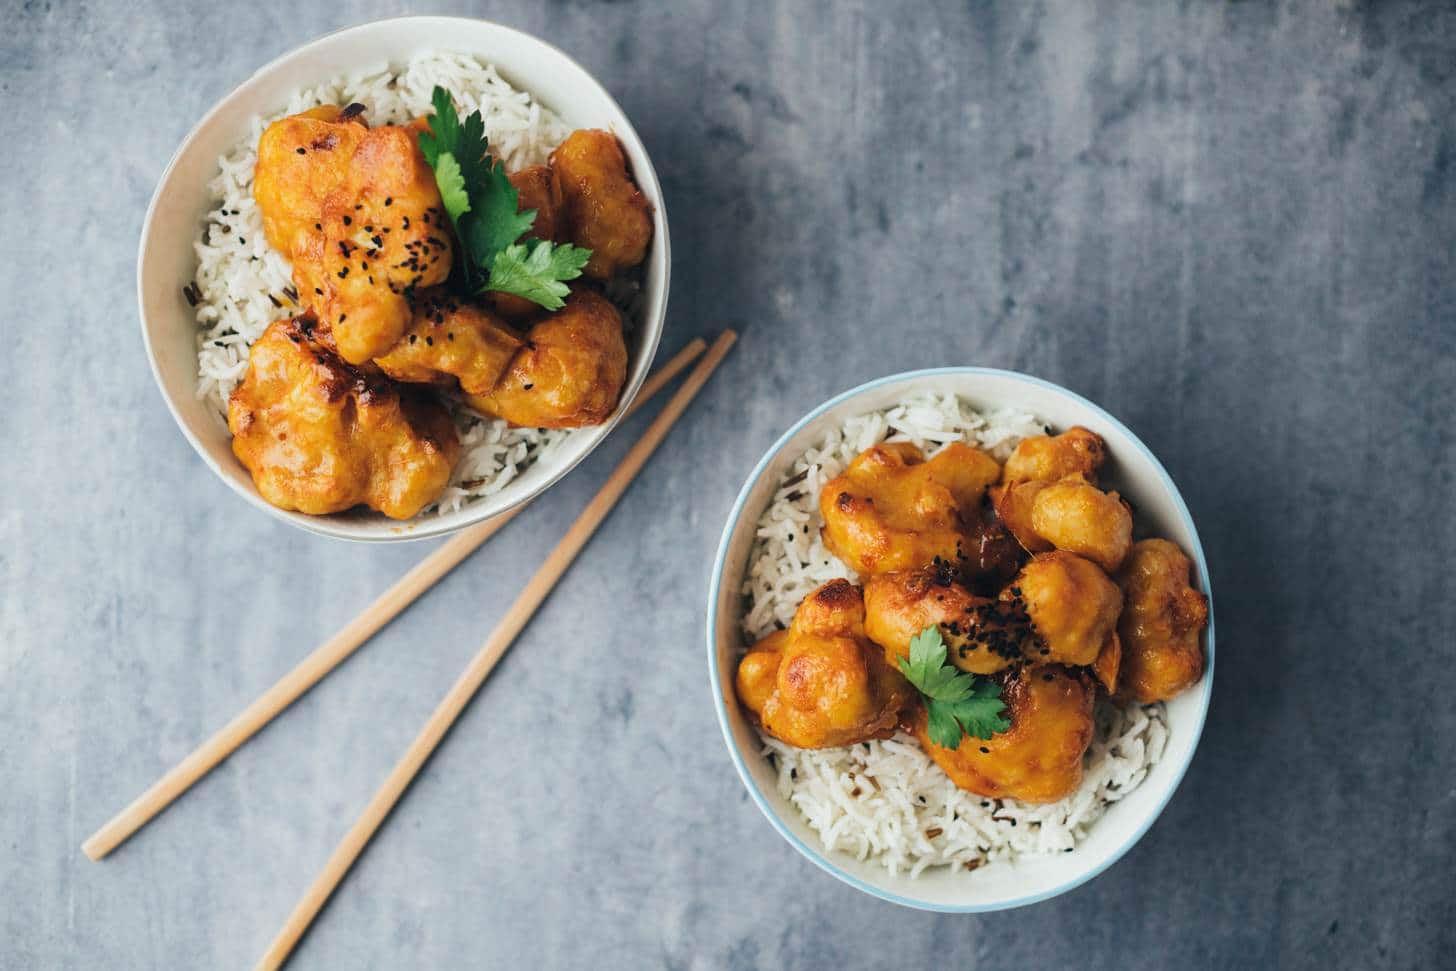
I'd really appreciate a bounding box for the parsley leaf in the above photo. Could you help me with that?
[418,86,592,307]
[432,152,471,224]
[486,240,592,311]
[457,160,537,274]
[898,626,1011,750]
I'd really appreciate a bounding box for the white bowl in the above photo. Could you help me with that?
[707,368,1215,911]
[138,17,669,542]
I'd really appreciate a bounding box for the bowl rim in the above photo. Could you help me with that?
[705,365,1216,912]
[136,15,670,543]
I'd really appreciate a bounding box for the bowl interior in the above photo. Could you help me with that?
[708,368,1214,911]
[138,17,668,541]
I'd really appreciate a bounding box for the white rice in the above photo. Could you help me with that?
[188,51,632,516]
[739,391,1168,876]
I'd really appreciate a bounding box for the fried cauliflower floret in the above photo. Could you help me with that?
[489,166,568,321]
[820,442,1001,577]
[862,565,1026,676]
[735,579,914,749]
[989,478,1051,554]
[1001,426,1106,485]
[374,293,523,395]
[464,288,628,428]
[227,317,459,519]
[1030,476,1133,572]
[1115,539,1208,703]
[254,106,454,364]
[550,129,653,281]
[1010,551,1123,668]
[909,665,1095,803]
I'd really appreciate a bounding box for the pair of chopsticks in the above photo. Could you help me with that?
[83,330,736,970]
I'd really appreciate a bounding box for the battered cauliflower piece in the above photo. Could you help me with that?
[909,664,1095,803]
[735,579,914,749]
[550,129,653,281]
[1115,539,1208,702]
[1010,552,1123,668]
[1001,426,1106,485]
[862,565,1027,676]
[1030,476,1133,572]
[375,293,523,395]
[820,442,1002,577]
[989,478,1052,554]
[464,288,628,428]
[254,106,454,364]
[227,316,460,519]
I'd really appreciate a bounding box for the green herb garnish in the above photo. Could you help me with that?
[898,626,1011,750]
[418,86,591,310]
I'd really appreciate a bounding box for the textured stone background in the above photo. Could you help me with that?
[3,1,1454,968]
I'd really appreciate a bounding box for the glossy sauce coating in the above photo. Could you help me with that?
[1115,539,1208,702]
[862,566,1024,676]
[909,664,1095,803]
[227,316,459,519]
[1011,551,1123,668]
[254,106,453,364]
[374,292,523,394]
[550,129,654,281]
[820,441,1000,577]
[737,579,914,749]
[465,288,628,428]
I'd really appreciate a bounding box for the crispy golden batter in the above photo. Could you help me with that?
[989,478,1051,554]
[550,129,653,281]
[227,317,459,519]
[1030,476,1133,572]
[490,166,569,321]
[909,664,1095,803]
[862,566,1025,676]
[1115,539,1208,703]
[820,442,1001,578]
[254,106,453,364]
[374,293,523,395]
[736,579,914,749]
[464,288,627,428]
[1011,551,1123,668]
[1001,426,1106,485]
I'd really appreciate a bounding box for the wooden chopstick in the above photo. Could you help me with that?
[256,330,736,971]
[82,337,709,863]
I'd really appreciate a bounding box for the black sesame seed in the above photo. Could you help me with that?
[296,147,306,155]
[425,336,433,346]
[408,334,417,344]
[384,197,393,206]
[342,216,352,226]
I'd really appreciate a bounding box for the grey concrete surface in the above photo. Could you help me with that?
[3,1,1454,968]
